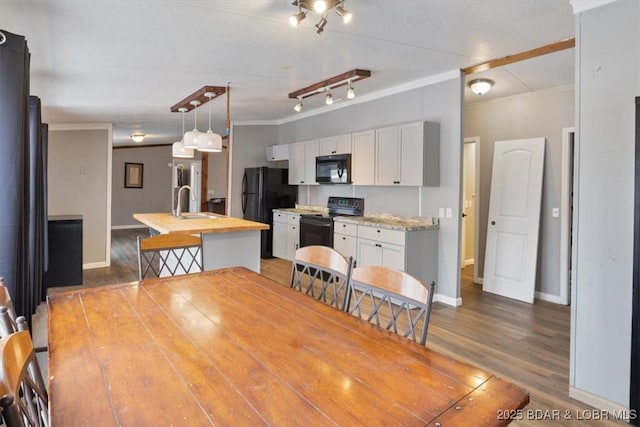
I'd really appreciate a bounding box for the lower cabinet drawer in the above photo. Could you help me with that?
[357,225,406,246]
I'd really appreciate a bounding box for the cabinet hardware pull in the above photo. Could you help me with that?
[376,230,381,233]
[342,237,346,240]
[375,243,382,248]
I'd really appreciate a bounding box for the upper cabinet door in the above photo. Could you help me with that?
[398,122,424,186]
[319,134,352,156]
[352,130,375,185]
[288,142,306,185]
[304,139,319,184]
[375,125,400,186]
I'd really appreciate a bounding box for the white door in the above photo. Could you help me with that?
[483,138,545,303]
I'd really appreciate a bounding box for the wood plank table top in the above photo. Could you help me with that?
[48,267,528,426]
[133,212,269,234]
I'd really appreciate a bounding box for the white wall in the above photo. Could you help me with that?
[465,86,575,300]
[48,126,111,268]
[571,0,638,409]
[111,145,173,227]
[278,73,464,303]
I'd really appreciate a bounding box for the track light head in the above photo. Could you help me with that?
[335,6,352,23]
[314,17,327,34]
[294,97,303,112]
[346,82,355,99]
[289,10,306,27]
[313,0,327,13]
[325,90,333,105]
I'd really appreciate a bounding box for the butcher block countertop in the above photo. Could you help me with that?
[133,212,269,235]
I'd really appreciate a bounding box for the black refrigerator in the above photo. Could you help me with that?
[242,167,297,258]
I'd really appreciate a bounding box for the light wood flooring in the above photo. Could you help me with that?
[47,228,625,426]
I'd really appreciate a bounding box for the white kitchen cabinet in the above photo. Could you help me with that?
[341,222,438,286]
[333,221,357,261]
[319,134,352,156]
[265,144,289,161]
[272,210,300,260]
[351,130,375,185]
[288,139,319,185]
[375,121,440,186]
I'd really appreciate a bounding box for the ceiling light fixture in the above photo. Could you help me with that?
[325,89,333,105]
[346,81,355,99]
[130,134,145,143]
[288,68,370,109]
[468,78,494,95]
[183,100,202,148]
[196,92,223,153]
[172,107,194,159]
[289,0,352,34]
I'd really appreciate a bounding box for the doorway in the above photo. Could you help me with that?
[461,137,479,283]
[560,127,575,305]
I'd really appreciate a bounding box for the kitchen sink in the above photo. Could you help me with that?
[171,212,219,220]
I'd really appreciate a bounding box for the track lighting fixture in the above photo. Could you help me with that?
[289,0,352,34]
[325,90,333,105]
[289,68,370,111]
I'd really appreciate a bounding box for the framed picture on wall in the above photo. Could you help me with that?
[124,162,144,188]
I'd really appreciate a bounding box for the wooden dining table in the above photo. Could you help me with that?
[48,267,528,426]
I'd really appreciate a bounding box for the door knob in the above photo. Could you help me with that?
[461,213,467,218]
[491,220,496,225]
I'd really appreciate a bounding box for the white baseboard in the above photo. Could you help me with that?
[112,224,147,230]
[475,276,483,284]
[464,258,474,266]
[569,387,632,420]
[83,261,108,270]
[535,291,566,305]
[434,293,462,307]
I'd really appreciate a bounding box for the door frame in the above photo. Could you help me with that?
[462,137,481,284]
[559,127,575,306]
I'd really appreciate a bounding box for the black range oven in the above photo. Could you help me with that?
[299,197,364,248]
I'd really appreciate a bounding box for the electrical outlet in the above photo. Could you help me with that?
[446,208,452,218]
[552,208,560,217]
[438,208,445,218]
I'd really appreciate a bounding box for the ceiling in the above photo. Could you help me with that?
[0,0,575,146]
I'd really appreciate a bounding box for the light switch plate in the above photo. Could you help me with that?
[446,208,452,218]
[552,208,560,217]
[438,208,444,218]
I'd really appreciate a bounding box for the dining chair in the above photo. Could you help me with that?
[290,245,354,311]
[0,330,49,427]
[0,280,47,354]
[346,265,436,345]
[137,233,203,280]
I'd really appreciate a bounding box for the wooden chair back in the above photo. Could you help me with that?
[0,330,49,426]
[137,233,203,280]
[290,246,354,311]
[0,279,18,337]
[347,265,436,345]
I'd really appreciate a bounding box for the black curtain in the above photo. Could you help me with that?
[0,30,29,306]
[0,30,48,325]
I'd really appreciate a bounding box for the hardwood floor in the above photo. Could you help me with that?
[47,228,625,426]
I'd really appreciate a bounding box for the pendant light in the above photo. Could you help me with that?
[196,92,222,152]
[183,100,202,148]
[172,107,194,158]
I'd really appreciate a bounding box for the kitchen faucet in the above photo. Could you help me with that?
[175,185,196,217]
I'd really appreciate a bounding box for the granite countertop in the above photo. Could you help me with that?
[273,205,328,215]
[334,214,439,231]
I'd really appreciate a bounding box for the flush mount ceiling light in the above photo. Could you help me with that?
[196,92,223,153]
[289,0,352,34]
[468,78,494,95]
[130,134,145,143]
[288,68,370,110]
[172,107,194,159]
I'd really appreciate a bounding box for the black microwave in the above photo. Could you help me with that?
[315,154,352,184]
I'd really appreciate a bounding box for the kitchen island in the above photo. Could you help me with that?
[133,212,269,273]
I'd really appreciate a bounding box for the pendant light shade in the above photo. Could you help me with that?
[197,92,223,152]
[183,100,201,148]
[172,108,194,158]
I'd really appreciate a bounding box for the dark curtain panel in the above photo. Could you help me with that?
[0,30,28,303]
[41,123,49,302]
